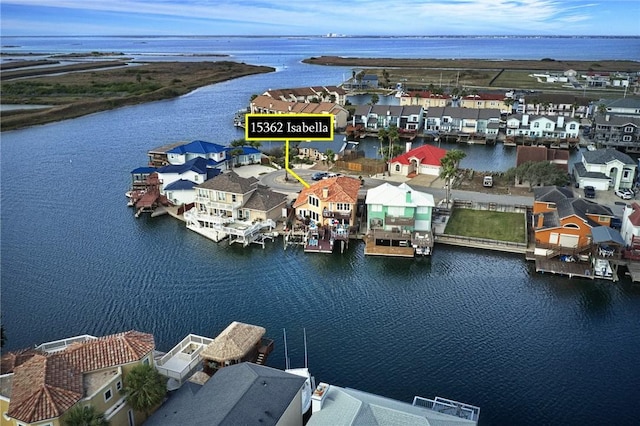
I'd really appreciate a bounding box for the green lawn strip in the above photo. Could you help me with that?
[444,209,526,243]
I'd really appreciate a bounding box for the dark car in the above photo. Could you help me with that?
[583,186,596,198]
[311,172,328,181]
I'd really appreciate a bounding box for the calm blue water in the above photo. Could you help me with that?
[2,37,640,425]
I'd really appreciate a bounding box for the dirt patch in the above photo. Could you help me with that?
[456,171,532,196]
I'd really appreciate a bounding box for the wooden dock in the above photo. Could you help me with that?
[363,235,416,257]
[534,256,596,279]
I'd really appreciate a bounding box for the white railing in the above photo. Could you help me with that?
[412,395,480,423]
[195,198,242,210]
[155,334,214,382]
[34,334,97,353]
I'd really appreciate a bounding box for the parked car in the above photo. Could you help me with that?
[311,172,328,181]
[615,189,632,200]
[584,186,596,198]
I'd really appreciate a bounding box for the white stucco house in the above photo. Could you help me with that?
[572,148,636,191]
[388,144,448,177]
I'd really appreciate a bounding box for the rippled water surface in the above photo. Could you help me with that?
[2,36,640,425]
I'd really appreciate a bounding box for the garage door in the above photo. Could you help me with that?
[559,234,579,248]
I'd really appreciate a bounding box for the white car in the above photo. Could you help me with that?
[615,189,632,200]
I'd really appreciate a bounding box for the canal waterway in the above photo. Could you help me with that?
[2,36,640,425]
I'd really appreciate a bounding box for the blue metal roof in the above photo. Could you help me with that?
[164,179,197,191]
[158,157,209,174]
[592,226,626,245]
[225,146,261,155]
[167,140,226,155]
[130,166,156,174]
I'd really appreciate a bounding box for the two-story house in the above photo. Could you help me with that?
[459,93,510,114]
[505,114,580,139]
[591,114,640,152]
[165,140,228,166]
[263,86,347,105]
[521,94,592,118]
[573,148,636,191]
[249,95,348,129]
[157,157,220,196]
[425,107,501,139]
[351,105,424,133]
[293,176,361,253]
[0,331,155,426]
[365,182,435,256]
[398,91,451,109]
[533,186,614,253]
[185,172,287,245]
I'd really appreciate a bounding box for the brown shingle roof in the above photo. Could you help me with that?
[197,171,258,194]
[293,176,361,208]
[242,187,287,212]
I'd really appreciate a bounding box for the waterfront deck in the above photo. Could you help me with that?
[534,256,595,279]
[364,235,415,257]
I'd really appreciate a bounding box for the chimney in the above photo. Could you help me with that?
[605,114,610,122]
[312,383,330,413]
[522,114,529,126]
[322,187,329,199]
[406,141,412,153]
[406,191,412,203]
[557,116,565,128]
[537,213,544,229]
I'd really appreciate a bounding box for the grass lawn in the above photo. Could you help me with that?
[444,209,526,243]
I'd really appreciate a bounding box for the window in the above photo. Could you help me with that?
[371,204,382,212]
[624,126,634,133]
[336,203,350,211]
[116,380,122,391]
[309,196,319,207]
[545,123,551,129]
[623,135,632,142]
[395,164,400,172]
[217,191,226,201]
[143,357,150,366]
[310,211,319,222]
[534,122,540,128]
[105,388,113,402]
[623,170,631,179]
[563,223,580,229]
[232,194,237,202]
[569,124,576,130]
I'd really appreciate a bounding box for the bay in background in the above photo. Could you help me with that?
[2,36,640,425]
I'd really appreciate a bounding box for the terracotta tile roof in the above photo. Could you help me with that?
[293,176,361,208]
[628,202,640,227]
[8,354,83,423]
[1,348,40,374]
[60,330,155,372]
[6,330,154,424]
[390,144,448,166]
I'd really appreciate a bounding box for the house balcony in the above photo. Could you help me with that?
[195,198,242,211]
[323,209,351,222]
[155,334,214,389]
[385,215,415,227]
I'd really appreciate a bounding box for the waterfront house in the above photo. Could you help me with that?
[533,186,614,252]
[425,107,501,141]
[521,94,591,118]
[185,171,287,245]
[398,91,451,109]
[307,382,479,426]
[147,141,189,167]
[157,156,220,193]
[591,114,640,152]
[145,363,307,426]
[572,148,636,191]
[515,145,570,174]
[293,176,361,253]
[0,331,155,426]
[459,93,510,114]
[365,182,435,256]
[249,95,348,129]
[388,144,447,177]
[351,105,424,133]
[228,145,263,166]
[165,140,228,166]
[199,321,274,375]
[505,114,580,140]
[263,85,347,105]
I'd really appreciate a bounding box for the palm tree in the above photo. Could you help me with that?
[63,405,108,426]
[387,125,399,164]
[122,364,166,418]
[439,149,467,207]
[325,149,335,167]
[377,128,388,160]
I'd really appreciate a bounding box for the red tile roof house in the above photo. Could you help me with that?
[388,144,448,178]
[0,331,156,426]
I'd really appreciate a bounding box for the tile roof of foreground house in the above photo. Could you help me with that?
[144,363,306,426]
[243,186,288,211]
[1,348,40,374]
[200,322,266,363]
[390,144,448,166]
[4,330,154,424]
[293,176,361,208]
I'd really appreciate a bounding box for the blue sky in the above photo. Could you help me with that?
[1,0,638,36]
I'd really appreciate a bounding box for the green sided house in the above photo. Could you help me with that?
[365,182,435,257]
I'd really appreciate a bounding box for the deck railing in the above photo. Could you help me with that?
[413,396,480,423]
[155,334,214,382]
[34,334,97,353]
